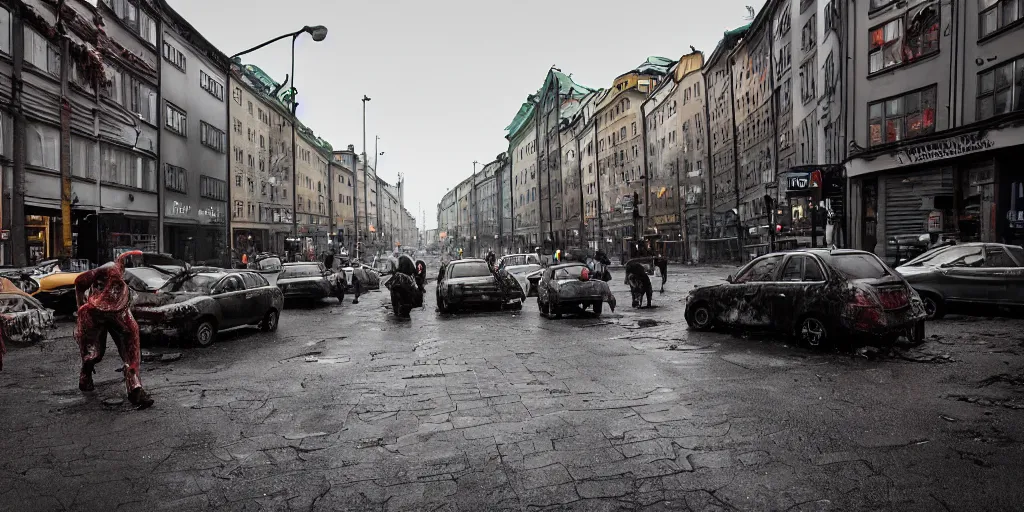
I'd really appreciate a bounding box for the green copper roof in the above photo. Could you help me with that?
[235,58,334,155]
[504,100,536,141]
[725,23,751,38]
[635,56,676,76]
[506,69,596,140]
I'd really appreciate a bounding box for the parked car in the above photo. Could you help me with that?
[684,249,927,347]
[0,277,55,344]
[436,259,525,313]
[535,263,616,318]
[277,262,345,302]
[896,242,1024,319]
[127,263,284,347]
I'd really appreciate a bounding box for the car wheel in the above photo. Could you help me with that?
[592,302,603,316]
[193,319,217,348]
[798,315,829,348]
[686,302,714,331]
[438,293,452,313]
[547,299,561,319]
[261,309,279,332]
[921,293,945,320]
[508,299,523,311]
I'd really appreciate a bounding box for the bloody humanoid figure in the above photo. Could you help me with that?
[75,250,154,409]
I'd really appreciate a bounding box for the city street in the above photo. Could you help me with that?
[2,265,1023,511]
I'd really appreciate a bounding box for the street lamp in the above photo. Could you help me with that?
[231,25,329,255]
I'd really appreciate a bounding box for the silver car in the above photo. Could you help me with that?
[896,242,1024,319]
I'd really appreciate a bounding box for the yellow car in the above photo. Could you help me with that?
[30,269,83,314]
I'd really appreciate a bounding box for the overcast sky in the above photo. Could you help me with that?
[167,0,756,230]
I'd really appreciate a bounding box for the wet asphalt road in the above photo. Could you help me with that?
[2,264,1024,511]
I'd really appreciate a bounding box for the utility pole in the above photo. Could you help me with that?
[57,1,72,259]
[361,95,370,258]
[10,13,27,266]
[472,160,478,258]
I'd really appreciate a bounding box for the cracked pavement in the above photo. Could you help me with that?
[2,265,1024,511]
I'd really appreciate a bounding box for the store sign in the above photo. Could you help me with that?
[787,171,821,191]
[901,133,995,164]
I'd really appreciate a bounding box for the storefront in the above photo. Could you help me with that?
[781,165,846,248]
[163,198,227,265]
[846,125,1024,257]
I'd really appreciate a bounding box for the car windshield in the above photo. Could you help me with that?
[126,267,174,291]
[174,274,221,293]
[553,265,586,280]
[903,245,984,267]
[280,265,322,279]
[255,257,282,270]
[450,262,491,278]
[830,254,890,279]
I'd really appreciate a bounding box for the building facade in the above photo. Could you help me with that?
[845,0,1024,255]
[158,2,229,265]
[506,97,538,250]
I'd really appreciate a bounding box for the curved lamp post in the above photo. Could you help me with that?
[231,25,328,253]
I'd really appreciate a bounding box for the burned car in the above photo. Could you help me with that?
[277,262,345,302]
[895,242,1024,319]
[535,263,616,318]
[0,277,55,345]
[126,261,284,347]
[436,259,525,313]
[499,253,543,297]
[684,249,927,347]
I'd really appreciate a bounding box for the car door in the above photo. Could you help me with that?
[974,245,1024,306]
[212,275,249,329]
[718,254,784,327]
[768,255,829,334]
[240,272,270,320]
[930,245,985,302]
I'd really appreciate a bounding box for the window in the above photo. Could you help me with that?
[71,136,96,179]
[232,87,242,105]
[983,246,1018,267]
[162,41,186,71]
[200,175,226,201]
[24,27,59,76]
[165,102,187,136]
[976,56,1024,121]
[132,79,157,124]
[26,122,58,170]
[869,18,903,73]
[103,0,156,45]
[165,164,187,193]
[980,0,1023,38]
[200,122,226,153]
[734,255,784,283]
[868,3,939,74]
[0,8,10,55]
[101,145,156,191]
[868,86,936,146]
[801,14,817,51]
[799,57,816,103]
[200,70,224,101]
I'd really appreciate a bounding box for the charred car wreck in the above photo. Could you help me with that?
[126,258,284,347]
[536,263,616,318]
[0,278,55,369]
[684,249,927,347]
